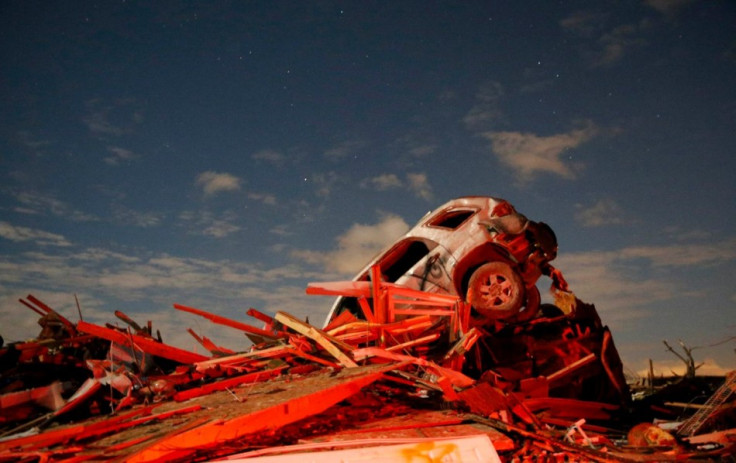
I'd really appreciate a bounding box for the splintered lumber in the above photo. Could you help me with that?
[246,307,276,327]
[274,311,358,368]
[545,353,598,386]
[173,303,280,339]
[187,328,235,356]
[520,397,618,421]
[0,381,64,411]
[76,321,208,364]
[323,309,358,332]
[193,345,296,372]
[353,347,475,389]
[357,296,376,322]
[444,327,481,360]
[306,280,373,297]
[307,277,464,336]
[126,363,399,463]
[23,295,77,333]
[173,366,288,401]
[371,265,386,323]
[385,333,441,352]
[0,407,151,452]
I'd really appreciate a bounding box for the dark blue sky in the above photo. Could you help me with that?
[1,1,734,375]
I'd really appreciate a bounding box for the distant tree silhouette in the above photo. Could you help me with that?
[663,339,703,379]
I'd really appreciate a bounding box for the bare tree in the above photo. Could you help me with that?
[662,339,703,379]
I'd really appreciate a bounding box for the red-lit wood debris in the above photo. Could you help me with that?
[1,282,735,462]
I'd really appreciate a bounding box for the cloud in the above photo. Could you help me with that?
[195,171,242,196]
[409,144,436,157]
[292,214,410,275]
[248,192,277,205]
[393,133,437,160]
[407,173,433,200]
[104,146,139,166]
[17,130,51,155]
[178,210,241,238]
[594,22,649,67]
[575,198,626,227]
[0,222,72,247]
[359,172,433,200]
[361,174,402,191]
[309,172,340,198]
[482,124,598,181]
[251,149,285,166]
[13,191,98,222]
[644,0,695,16]
[202,221,240,238]
[83,98,143,137]
[463,81,505,130]
[560,12,649,67]
[554,238,736,326]
[0,243,333,347]
[559,11,608,38]
[324,140,364,161]
[618,239,736,268]
[111,203,163,228]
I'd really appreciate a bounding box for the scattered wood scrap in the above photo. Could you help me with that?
[1,282,734,462]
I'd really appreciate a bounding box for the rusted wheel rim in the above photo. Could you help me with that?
[477,273,514,307]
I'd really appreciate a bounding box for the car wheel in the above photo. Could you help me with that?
[466,261,524,319]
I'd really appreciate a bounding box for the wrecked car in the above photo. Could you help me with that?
[325,196,568,326]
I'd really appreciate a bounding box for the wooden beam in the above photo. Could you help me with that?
[274,312,358,368]
[173,303,280,339]
[77,321,209,364]
[173,366,288,401]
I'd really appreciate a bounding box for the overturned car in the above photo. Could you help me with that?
[322,196,629,405]
[326,196,568,325]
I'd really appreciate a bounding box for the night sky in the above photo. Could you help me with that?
[1,1,734,376]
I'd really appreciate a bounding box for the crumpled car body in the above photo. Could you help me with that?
[325,196,566,326]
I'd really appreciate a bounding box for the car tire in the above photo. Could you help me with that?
[515,285,541,323]
[466,261,524,319]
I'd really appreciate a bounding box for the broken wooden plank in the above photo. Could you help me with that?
[385,333,441,352]
[125,364,399,463]
[371,265,386,324]
[305,280,372,297]
[173,366,288,402]
[546,352,597,384]
[353,347,475,388]
[357,296,376,322]
[187,328,235,356]
[193,345,296,372]
[76,321,209,364]
[173,303,281,340]
[323,308,358,332]
[0,406,153,452]
[275,311,358,368]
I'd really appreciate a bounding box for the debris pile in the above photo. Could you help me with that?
[1,197,734,461]
[2,282,734,462]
